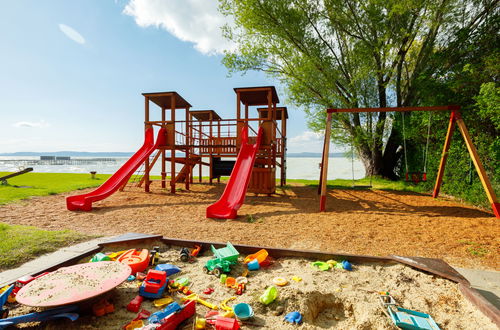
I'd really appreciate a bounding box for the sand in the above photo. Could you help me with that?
[0,182,498,270]
[7,240,496,329]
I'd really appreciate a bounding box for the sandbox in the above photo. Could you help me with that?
[4,236,497,329]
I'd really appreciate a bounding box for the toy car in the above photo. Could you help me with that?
[139,270,167,299]
[202,243,239,277]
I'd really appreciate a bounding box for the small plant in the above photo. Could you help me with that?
[48,191,58,195]
[246,214,256,223]
[458,240,489,257]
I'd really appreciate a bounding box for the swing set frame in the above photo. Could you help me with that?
[318,105,500,219]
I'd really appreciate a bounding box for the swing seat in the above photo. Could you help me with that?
[405,172,427,184]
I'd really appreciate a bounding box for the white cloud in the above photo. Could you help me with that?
[288,131,324,153]
[12,120,49,128]
[58,23,86,44]
[123,0,235,55]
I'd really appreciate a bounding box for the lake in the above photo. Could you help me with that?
[0,156,365,181]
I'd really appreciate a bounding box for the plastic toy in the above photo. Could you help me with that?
[244,249,268,264]
[259,286,278,305]
[191,245,202,257]
[107,250,126,260]
[174,277,190,287]
[150,246,161,265]
[272,277,288,286]
[292,276,302,282]
[203,243,240,277]
[0,305,79,329]
[139,270,167,299]
[136,272,146,280]
[326,260,337,267]
[148,302,183,324]
[341,260,353,271]
[195,317,206,329]
[380,295,440,330]
[180,248,191,262]
[284,311,303,324]
[90,252,111,262]
[154,297,174,308]
[118,249,150,274]
[220,297,236,313]
[233,303,254,320]
[127,295,144,313]
[127,275,136,281]
[225,277,236,287]
[0,285,13,318]
[220,274,228,284]
[235,283,245,295]
[11,272,49,298]
[247,259,260,270]
[155,300,196,330]
[236,277,248,284]
[92,299,114,317]
[203,287,214,294]
[312,261,331,271]
[124,319,143,330]
[211,316,240,330]
[182,293,218,310]
[155,264,181,276]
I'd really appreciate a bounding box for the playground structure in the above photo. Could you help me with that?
[66,86,287,214]
[319,106,500,219]
[0,168,33,186]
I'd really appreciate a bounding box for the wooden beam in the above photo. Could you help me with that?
[433,111,457,198]
[328,105,459,114]
[170,95,176,194]
[144,96,150,193]
[455,114,499,218]
[161,107,166,189]
[319,112,333,212]
[185,106,190,191]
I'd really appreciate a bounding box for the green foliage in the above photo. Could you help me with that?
[0,172,111,204]
[220,0,497,179]
[0,223,94,269]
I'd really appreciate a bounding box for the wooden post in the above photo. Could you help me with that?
[432,111,457,198]
[199,120,203,182]
[454,113,499,218]
[170,95,176,194]
[319,111,333,211]
[185,106,190,191]
[161,107,166,188]
[281,109,287,186]
[144,96,151,193]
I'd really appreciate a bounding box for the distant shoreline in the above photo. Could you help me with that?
[0,151,346,158]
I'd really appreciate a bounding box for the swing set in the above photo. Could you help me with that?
[319,105,500,219]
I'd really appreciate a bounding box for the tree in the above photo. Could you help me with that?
[220,0,498,179]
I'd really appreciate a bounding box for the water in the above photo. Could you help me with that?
[0,156,365,180]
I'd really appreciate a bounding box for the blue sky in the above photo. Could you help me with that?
[0,0,326,154]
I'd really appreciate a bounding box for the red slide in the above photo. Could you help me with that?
[66,127,166,211]
[206,126,263,219]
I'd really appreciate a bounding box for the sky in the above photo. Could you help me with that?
[0,0,328,154]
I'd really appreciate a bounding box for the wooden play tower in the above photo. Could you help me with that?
[139,86,287,194]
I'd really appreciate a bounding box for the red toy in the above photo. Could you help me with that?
[118,249,151,274]
[203,287,214,295]
[139,270,167,299]
[208,316,240,330]
[92,299,114,316]
[127,295,144,313]
[156,299,196,330]
[11,272,49,297]
[191,245,202,257]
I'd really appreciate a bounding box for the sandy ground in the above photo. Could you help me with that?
[0,182,498,270]
[8,241,497,329]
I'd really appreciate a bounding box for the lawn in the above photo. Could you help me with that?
[0,172,111,205]
[0,223,95,270]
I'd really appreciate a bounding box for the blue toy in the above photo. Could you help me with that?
[155,264,181,276]
[0,305,78,329]
[247,259,260,270]
[341,260,352,271]
[380,294,440,330]
[284,311,302,324]
[148,302,182,324]
[139,270,168,299]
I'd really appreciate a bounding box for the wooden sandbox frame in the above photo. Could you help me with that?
[9,233,499,327]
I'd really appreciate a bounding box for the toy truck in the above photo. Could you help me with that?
[202,242,239,277]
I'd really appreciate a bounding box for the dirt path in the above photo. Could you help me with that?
[1,183,498,270]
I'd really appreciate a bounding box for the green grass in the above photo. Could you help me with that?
[0,223,95,269]
[0,172,112,205]
[285,176,429,193]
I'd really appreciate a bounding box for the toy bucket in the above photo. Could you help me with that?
[233,303,254,320]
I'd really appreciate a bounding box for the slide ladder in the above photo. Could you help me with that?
[66,127,166,211]
[206,126,263,219]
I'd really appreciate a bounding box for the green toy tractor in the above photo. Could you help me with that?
[202,242,239,277]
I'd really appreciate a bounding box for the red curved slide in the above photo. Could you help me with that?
[206,126,263,219]
[66,127,166,211]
